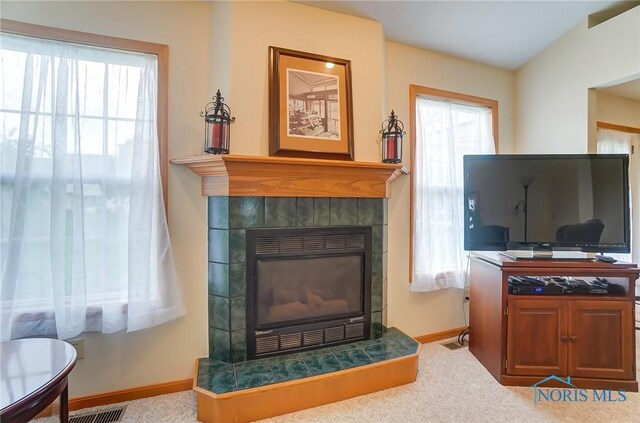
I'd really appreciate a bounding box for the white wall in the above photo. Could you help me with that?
[515,6,640,153]
[1,1,211,397]
[384,41,515,336]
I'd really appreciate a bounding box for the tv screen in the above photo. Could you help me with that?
[464,154,630,253]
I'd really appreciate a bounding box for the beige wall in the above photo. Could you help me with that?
[384,41,515,336]
[220,1,385,161]
[1,1,211,397]
[596,91,640,128]
[515,6,640,154]
[0,0,387,396]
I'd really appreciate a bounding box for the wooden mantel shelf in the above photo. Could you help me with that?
[170,154,405,198]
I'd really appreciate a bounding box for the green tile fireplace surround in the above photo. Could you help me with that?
[207,196,388,363]
[172,155,407,422]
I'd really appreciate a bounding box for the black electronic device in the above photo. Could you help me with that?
[595,254,618,263]
[508,276,612,295]
[508,276,565,295]
[463,154,630,255]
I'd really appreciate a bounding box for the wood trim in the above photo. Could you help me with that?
[193,349,420,423]
[408,84,499,283]
[414,326,467,344]
[170,154,404,198]
[68,379,193,411]
[0,19,170,212]
[597,121,640,134]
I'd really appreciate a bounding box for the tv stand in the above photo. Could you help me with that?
[469,252,638,391]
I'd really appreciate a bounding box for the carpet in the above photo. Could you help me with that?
[35,336,639,422]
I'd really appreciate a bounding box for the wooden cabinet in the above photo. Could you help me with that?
[568,300,634,380]
[506,299,634,380]
[506,299,567,376]
[469,252,638,391]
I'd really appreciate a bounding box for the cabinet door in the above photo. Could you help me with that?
[568,301,634,380]
[507,299,568,376]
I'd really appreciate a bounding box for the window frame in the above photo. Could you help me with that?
[0,18,170,211]
[409,84,499,282]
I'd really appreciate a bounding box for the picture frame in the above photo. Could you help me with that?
[269,46,354,161]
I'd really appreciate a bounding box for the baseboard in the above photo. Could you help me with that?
[414,326,466,344]
[69,379,193,411]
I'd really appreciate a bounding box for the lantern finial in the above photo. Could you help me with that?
[201,89,235,154]
[380,110,405,164]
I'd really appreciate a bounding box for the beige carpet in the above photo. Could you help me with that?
[35,336,640,423]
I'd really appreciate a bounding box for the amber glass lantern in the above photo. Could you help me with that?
[200,89,235,154]
[380,110,405,163]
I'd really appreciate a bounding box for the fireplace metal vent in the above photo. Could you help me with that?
[346,322,365,339]
[256,336,279,354]
[255,237,279,255]
[280,332,302,350]
[346,234,365,249]
[325,326,345,343]
[325,234,346,250]
[303,235,325,251]
[303,329,324,346]
[280,236,303,252]
[254,233,366,255]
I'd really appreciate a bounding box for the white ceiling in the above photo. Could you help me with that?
[298,1,627,70]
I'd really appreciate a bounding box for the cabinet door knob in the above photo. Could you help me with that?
[569,336,578,343]
[560,335,569,343]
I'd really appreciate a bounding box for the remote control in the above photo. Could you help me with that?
[595,255,617,263]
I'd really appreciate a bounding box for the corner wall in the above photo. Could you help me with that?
[384,41,515,336]
[515,6,640,153]
[0,0,387,397]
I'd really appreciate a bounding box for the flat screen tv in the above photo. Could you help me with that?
[463,154,630,254]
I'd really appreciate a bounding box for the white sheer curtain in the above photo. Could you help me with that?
[0,34,184,340]
[412,97,495,292]
[596,127,639,263]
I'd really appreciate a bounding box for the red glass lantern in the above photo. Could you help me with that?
[380,110,405,164]
[200,89,235,154]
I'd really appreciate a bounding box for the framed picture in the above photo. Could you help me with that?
[269,46,354,160]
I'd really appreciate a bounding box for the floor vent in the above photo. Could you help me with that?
[441,340,468,350]
[69,406,127,423]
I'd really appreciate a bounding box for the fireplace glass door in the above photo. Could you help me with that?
[256,254,363,329]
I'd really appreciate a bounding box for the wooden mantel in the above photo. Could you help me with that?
[170,154,405,198]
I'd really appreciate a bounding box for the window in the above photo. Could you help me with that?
[410,85,497,291]
[596,123,640,264]
[0,20,183,341]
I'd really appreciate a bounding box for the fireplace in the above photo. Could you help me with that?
[246,226,371,359]
[174,155,414,423]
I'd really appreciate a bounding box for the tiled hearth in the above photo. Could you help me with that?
[207,196,388,363]
[196,327,418,393]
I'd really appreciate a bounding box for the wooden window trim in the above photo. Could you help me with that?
[597,121,640,135]
[408,84,499,283]
[0,19,170,211]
